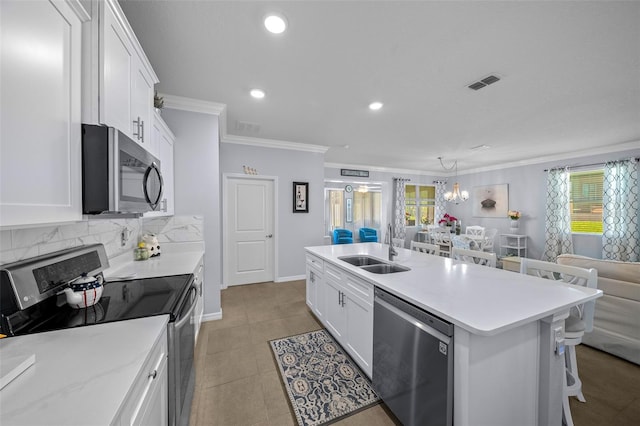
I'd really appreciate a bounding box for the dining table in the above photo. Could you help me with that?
[419,229,484,250]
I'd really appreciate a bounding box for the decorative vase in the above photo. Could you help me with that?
[510,219,519,233]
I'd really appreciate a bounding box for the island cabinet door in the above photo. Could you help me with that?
[305,254,322,312]
[344,288,373,378]
[323,277,347,340]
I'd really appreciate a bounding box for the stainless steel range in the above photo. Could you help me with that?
[0,244,195,426]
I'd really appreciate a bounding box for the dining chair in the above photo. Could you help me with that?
[409,241,440,256]
[465,225,486,238]
[430,229,452,257]
[451,247,496,267]
[482,228,498,253]
[519,258,597,426]
[391,238,405,249]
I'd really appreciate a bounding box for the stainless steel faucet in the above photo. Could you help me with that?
[388,223,398,261]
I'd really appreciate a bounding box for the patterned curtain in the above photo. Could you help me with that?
[434,180,447,223]
[543,167,574,261]
[602,159,639,261]
[392,178,409,240]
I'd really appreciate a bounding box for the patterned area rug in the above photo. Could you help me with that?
[270,329,380,426]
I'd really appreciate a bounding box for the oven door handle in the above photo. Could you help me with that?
[174,287,197,330]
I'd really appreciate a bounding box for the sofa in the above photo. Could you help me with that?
[557,254,640,365]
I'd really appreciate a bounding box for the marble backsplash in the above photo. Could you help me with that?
[0,215,204,266]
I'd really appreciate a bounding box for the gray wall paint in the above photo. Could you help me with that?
[219,143,325,280]
[162,109,222,316]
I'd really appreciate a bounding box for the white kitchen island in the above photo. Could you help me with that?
[305,243,602,426]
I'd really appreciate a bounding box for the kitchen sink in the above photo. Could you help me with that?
[338,255,386,267]
[360,263,411,274]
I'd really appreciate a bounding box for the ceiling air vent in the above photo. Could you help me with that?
[468,74,501,91]
[481,75,500,85]
[235,120,261,133]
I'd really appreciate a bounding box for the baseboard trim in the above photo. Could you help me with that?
[276,274,305,283]
[202,311,222,322]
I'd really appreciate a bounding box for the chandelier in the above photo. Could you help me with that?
[438,157,469,204]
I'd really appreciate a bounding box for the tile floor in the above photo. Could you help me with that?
[190,280,640,426]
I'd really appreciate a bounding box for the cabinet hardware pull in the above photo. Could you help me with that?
[140,119,144,142]
[148,370,157,379]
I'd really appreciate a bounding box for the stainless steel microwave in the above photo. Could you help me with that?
[82,124,163,215]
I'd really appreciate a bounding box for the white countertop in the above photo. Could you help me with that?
[0,316,168,426]
[104,242,204,281]
[306,243,602,336]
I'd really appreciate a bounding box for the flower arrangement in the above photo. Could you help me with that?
[421,216,430,225]
[438,213,458,226]
[508,210,521,220]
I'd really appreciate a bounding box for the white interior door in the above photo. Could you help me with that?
[226,177,275,286]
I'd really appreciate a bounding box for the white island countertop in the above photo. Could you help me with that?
[306,243,602,336]
[104,242,204,281]
[0,316,168,426]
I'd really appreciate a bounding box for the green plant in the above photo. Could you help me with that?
[154,92,164,109]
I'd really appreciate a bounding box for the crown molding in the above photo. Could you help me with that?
[222,134,329,154]
[324,162,449,177]
[327,140,640,176]
[458,140,640,175]
[161,94,227,115]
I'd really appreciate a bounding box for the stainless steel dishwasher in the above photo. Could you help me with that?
[373,287,454,426]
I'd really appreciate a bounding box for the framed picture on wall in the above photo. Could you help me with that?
[472,184,509,217]
[293,182,309,213]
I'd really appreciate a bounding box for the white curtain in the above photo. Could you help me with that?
[392,178,409,240]
[602,159,639,261]
[434,180,447,223]
[543,167,574,262]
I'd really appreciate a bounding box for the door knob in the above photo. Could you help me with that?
[266,234,273,238]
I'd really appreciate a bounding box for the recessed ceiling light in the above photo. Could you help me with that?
[250,89,265,99]
[264,14,287,34]
[369,102,383,111]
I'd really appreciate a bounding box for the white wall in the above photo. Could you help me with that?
[162,109,222,317]
[219,143,325,280]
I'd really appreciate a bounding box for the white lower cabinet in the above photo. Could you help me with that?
[115,325,168,426]
[305,254,325,321]
[307,258,373,378]
[324,275,347,341]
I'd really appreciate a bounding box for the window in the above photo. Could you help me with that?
[405,184,435,227]
[324,185,382,236]
[570,169,603,233]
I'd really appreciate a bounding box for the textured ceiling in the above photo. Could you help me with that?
[119,0,640,173]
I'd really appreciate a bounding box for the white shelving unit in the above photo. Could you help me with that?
[499,234,527,258]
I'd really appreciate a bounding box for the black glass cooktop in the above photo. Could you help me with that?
[18,274,193,335]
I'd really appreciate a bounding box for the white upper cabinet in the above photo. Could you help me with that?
[100,0,133,134]
[82,0,158,148]
[130,55,154,146]
[147,110,174,216]
[0,0,89,227]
